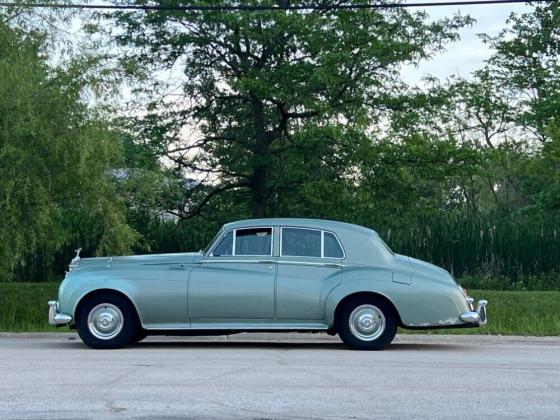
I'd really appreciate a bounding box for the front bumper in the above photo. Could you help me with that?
[460,298,488,325]
[48,301,73,326]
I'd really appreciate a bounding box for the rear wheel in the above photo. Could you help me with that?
[336,296,397,350]
[76,293,138,349]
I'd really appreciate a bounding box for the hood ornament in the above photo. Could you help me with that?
[69,248,82,271]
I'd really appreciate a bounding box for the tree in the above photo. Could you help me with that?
[109,0,471,218]
[0,18,137,281]
[482,2,560,142]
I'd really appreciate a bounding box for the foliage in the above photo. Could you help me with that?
[0,18,137,282]
[0,282,60,332]
[2,3,560,288]
[109,0,471,218]
[482,2,560,141]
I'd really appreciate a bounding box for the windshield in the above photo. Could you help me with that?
[203,228,223,255]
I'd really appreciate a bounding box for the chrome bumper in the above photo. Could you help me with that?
[48,301,72,326]
[460,299,488,325]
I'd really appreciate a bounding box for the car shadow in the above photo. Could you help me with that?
[134,341,473,352]
[132,341,469,352]
[36,338,470,352]
[32,336,470,352]
[132,341,348,350]
[387,343,470,351]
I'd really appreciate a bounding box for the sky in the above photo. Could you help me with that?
[63,1,535,106]
[400,1,533,86]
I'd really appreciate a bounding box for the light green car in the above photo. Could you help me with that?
[48,218,487,350]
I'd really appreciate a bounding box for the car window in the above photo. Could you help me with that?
[282,228,321,257]
[212,231,233,256]
[324,232,344,258]
[235,228,272,256]
[204,228,223,255]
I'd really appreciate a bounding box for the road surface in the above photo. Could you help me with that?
[0,333,559,419]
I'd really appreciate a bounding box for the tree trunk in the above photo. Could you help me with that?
[251,168,267,218]
[250,96,268,218]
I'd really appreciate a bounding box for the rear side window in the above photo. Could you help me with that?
[235,228,272,256]
[281,227,344,258]
[324,232,344,258]
[282,228,321,257]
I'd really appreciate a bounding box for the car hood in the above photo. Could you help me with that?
[69,252,203,272]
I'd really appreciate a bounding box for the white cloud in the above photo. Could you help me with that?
[401,2,533,86]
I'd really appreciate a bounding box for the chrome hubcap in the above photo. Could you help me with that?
[349,304,385,341]
[87,304,124,340]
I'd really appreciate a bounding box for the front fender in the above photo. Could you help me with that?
[59,265,190,329]
[59,270,143,324]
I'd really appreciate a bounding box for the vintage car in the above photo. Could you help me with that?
[49,218,487,350]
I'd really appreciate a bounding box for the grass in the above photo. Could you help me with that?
[399,289,560,336]
[0,282,60,332]
[1,284,559,335]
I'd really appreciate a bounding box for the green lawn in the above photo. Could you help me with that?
[0,282,60,332]
[400,289,560,336]
[1,283,559,335]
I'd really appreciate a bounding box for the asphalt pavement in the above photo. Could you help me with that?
[0,332,559,419]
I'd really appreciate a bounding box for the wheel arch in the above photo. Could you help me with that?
[74,288,142,327]
[329,291,404,328]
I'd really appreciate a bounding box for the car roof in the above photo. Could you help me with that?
[223,218,378,236]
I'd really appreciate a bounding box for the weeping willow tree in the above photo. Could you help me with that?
[0,18,138,282]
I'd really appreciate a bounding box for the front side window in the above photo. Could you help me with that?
[235,228,272,256]
[282,228,321,257]
[212,231,233,256]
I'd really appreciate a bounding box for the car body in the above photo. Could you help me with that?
[49,218,487,349]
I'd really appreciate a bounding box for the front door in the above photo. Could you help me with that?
[188,227,275,323]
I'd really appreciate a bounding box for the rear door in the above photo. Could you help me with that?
[276,227,343,320]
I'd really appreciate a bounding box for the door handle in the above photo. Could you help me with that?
[322,263,342,268]
[257,260,274,270]
[169,264,186,270]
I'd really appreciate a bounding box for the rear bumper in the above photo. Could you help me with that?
[403,296,488,330]
[48,301,72,326]
[460,298,488,326]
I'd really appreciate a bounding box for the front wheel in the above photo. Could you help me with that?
[76,293,138,349]
[133,329,149,343]
[336,296,397,350]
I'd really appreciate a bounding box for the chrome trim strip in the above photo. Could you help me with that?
[145,325,329,331]
[201,259,275,264]
[48,301,72,326]
[201,259,345,268]
[277,261,345,268]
